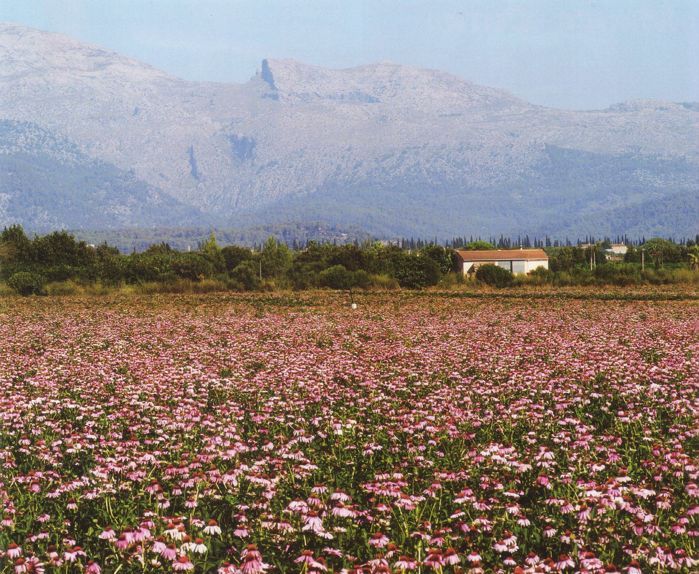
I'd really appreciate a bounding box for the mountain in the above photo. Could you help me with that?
[1,22,697,238]
[0,120,210,230]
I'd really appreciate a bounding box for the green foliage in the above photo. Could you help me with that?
[1,225,696,295]
[461,240,495,250]
[475,264,514,288]
[221,245,254,272]
[393,254,441,289]
[230,260,261,291]
[688,245,699,271]
[419,244,454,274]
[352,269,371,289]
[642,238,681,268]
[260,237,292,280]
[1,224,32,262]
[8,271,45,296]
[548,246,588,272]
[593,263,641,286]
[199,232,226,273]
[318,265,354,290]
[171,253,214,281]
[318,265,372,290]
[327,244,366,271]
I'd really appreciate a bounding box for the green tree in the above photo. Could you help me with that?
[260,237,292,280]
[221,245,254,272]
[171,253,214,281]
[461,240,495,250]
[393,254,441,289]
[549,247,587,272]
[8,271,46,296]
[0,225,33,266]
[420,244,454,274]
[687,245,699,271]
[230,260,261,290]
[199,232,226,273]
[643,238,679,268]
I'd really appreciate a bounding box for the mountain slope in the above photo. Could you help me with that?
[0,22,697,237]
[0,121,209,230]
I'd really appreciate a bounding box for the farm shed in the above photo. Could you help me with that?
[455,248,549,275]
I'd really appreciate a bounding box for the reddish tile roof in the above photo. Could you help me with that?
[455,248,549,262]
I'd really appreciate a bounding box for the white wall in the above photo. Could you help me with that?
[462,259,549,275]
[524,260,549,273]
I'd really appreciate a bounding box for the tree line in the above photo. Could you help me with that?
[0,225,697,295]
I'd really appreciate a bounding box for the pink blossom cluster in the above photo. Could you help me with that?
[0,294,696,573]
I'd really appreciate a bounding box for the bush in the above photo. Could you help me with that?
[475,264,514,288]
[352,269,371,289]
[526,267,555,286]
[593,263,641,286]
[319,265,354,290]
[221,245,254,272]
[171,253,214,281]
[8,271,46,296]
[230,260,261,291]
[394,255,441,289]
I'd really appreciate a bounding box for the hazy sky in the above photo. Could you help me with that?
[2,0,698,109]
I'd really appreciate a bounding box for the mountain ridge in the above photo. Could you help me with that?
[1,23,697,238]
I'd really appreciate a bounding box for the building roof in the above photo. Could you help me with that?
[455,248,549,262]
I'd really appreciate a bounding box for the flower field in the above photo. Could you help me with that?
[0,293,697,573]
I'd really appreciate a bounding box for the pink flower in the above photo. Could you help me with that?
[369,532,389,548]
[443,548,460,565]
[99,528,116,541]
[394,556,417,571]
[173,555,194,571]
[204,519,222,536]
[63,547,86,563]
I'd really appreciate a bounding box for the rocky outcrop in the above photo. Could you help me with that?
[1,22,697,236]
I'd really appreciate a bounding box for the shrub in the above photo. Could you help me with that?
[221,245,254,272]
[475,264,514,288]
[8,271,46,296]
[171,253,214,281]
[519,267,555,286]
[593,263,641,286]
[394,255,441,289]
[352,269,371,289]
[231,260,261,291]
[319,265,355,290]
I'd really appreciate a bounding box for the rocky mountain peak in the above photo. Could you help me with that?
[256,57,527,111]
[0,24,697,237]
[0,22,172,84]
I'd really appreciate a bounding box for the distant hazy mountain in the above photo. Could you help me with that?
[1,22,697,238]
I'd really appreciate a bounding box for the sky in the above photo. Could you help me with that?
[1,0,698,110]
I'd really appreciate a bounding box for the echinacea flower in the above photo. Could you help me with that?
[173,555,194,571]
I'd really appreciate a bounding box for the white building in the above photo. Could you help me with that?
[606,244,628,256]
[455,248,549,275]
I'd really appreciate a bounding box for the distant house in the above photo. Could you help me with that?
[455,248,549,275]
[608,244,628,255]
[605,243,628,259]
